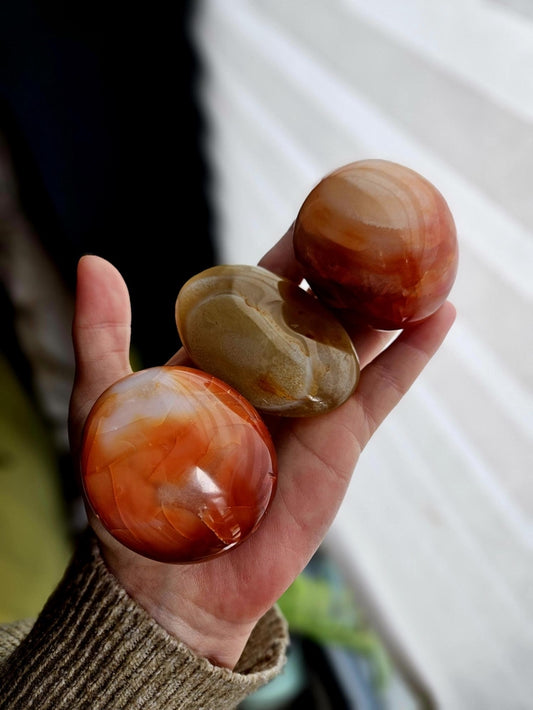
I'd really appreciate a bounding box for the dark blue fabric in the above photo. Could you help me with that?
[0,2,217,366]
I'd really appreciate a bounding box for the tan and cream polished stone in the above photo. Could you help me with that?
[176,264,360,417]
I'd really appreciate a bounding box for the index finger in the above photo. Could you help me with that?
[166,226,304,366]
[257,224,305,284]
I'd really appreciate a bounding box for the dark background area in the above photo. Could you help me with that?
[0,0,218,369]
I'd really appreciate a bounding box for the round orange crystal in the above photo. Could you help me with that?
[81,366,277,563]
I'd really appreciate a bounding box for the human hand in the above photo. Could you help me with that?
[68,227,455,669]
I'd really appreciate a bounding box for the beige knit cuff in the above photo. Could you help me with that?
[0,531,289,709]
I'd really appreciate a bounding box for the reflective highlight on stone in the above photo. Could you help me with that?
[293,159,458,330]
[176,265,360,416]
[81,366,277,563]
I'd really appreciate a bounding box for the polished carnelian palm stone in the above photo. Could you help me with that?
[81,366,277,563]
[176,265,360,417]
[293,159,458,330]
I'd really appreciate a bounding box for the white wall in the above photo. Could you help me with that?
[193,2,533,707]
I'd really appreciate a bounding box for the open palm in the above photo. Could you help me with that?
[68,229,455,668]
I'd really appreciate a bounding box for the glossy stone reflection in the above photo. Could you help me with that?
[293,159,458,330]
[81,366,277,563]
[176,265,360,416]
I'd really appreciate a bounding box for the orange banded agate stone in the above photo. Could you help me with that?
[176,265,360,417]
[81,366,277,563]
[293,159,458,330]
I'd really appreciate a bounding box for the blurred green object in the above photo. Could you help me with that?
[278,558,391,690]
[0,353,72,622]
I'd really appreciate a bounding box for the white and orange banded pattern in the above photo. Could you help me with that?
[81,366,277,563]
[294,160,458,330]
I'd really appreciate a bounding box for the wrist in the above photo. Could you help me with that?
[99,537,257,669]
[146,601,257,669]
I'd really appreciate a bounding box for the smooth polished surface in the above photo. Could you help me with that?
[81,366,277,563]
[176,265,360,416]
[293,159,459,330]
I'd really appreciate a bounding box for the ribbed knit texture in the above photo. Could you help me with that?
[0,532,288,709]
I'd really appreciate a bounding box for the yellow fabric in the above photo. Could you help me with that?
[0,353,72,622]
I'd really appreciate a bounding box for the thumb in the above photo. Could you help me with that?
[69,255,133,454]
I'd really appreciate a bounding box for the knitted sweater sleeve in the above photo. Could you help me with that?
[0,532,289,709]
